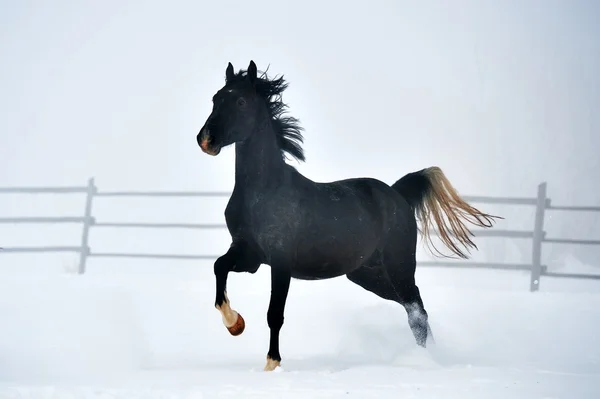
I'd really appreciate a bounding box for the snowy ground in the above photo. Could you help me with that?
[0,260,599,398]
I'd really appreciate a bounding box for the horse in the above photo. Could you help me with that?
[196,60,500,371]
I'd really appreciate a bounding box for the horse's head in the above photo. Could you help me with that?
[197,60,262,156]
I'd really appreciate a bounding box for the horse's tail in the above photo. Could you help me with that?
[392,166,501,259]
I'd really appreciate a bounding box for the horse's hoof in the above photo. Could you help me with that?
[227,312,245,336]
[264,356,280,371]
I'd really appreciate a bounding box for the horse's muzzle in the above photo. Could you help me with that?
[198,128,221,156]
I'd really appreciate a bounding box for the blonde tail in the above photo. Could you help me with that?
[393,167,502,259]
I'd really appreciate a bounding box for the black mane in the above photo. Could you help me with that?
[227,68,305,163]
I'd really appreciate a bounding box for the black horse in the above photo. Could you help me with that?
[197,61,500,371]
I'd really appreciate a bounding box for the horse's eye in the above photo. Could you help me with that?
[237,98,246,107]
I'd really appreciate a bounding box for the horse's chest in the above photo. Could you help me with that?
[226,195,298,252]
[253,201,298,248]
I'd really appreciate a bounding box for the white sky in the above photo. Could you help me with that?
[1,0,599,269]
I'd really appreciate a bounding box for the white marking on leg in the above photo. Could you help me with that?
[264,356,281,372]
[216,292,239,327]
[406,303,427,323]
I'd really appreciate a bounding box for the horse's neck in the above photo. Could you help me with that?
[234,127,286,192]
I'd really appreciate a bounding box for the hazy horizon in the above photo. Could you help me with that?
[1,0,599,269]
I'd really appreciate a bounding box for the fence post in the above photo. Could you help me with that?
[78,177,96,274]
[530,182,547,292]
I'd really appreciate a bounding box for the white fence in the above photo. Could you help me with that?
[1,178,600,291]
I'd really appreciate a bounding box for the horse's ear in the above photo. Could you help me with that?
[225,62,234,82]
[247,60,257,84]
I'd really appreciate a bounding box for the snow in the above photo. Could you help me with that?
[0,261,599,398]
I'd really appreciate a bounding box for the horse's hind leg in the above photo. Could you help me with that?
[382,248,433,347]
[346,262,399,302]
[347,260,432,347]
[388,270,431,347]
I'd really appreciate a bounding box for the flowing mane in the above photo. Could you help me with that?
[227,68,305,162]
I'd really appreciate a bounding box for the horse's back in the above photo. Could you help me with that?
[330,176,419,248]
[326,176,414,220]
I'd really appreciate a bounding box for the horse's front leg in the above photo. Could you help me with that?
[214,242,261,336]
[264,266,292,371]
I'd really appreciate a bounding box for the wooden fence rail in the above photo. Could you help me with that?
[1,178,600,291]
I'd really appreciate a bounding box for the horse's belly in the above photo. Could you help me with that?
[289,240,374,280]
[290,259,352,280]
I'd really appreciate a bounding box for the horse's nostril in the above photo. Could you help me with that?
[199,132,212,152]
[198,127,211,143]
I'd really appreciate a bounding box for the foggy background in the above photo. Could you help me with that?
[1,0,599,275]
